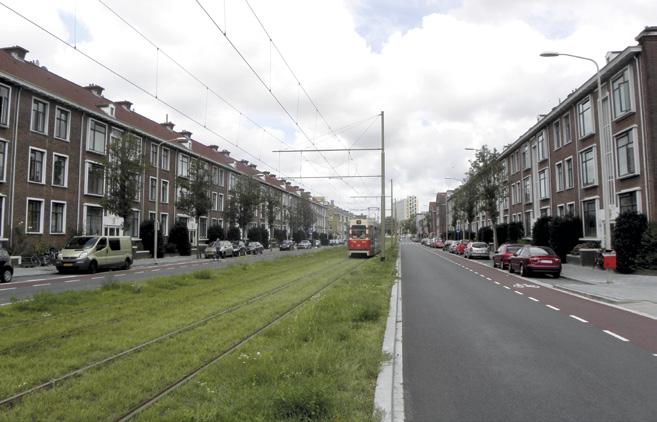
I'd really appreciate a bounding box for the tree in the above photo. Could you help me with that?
[532,216,552,246]
[262,187,282,235]
[225,175,261,240]
[453,181,477,240]
[508,221,524,242]
[176,158,213,258]
[169,221,191,256]
[140,220,164,258]
[289,195,315,236]
[548,215,582,262]
[468,146,506,249]
[207,224,224,242]
[613,211,647,273]
[100,132,146,235]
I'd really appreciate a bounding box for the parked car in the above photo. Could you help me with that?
[508,245,562,278]
[492,243,523,269]
[314,239,321,248]
[206,240,233,259]
[297,240,312,249]
[56,236,132,273]
[455,240,467,255]
[247,241,264,255]
[443,240,453,251]
[231,241,246,256]
[279,240,295,251]
[434,239,444,249]
[464,242,490,259]
[204,240,220,259]
[0,247,13,283]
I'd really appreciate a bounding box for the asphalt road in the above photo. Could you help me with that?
[0,247,322,305]
[402,240,657,422]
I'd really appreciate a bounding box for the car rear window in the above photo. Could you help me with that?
[529,246,555,256]
[473,243,487,248]
[507,246,521,253]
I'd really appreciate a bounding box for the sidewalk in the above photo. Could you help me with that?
[544,263,657,319]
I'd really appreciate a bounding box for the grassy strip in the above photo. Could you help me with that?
[0,250,346,400]
[1,254,369,420]
[136,246,397,421]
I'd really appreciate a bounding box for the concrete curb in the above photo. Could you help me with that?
[374,250,404,421]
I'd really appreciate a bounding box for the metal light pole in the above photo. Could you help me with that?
[540,52,612,250]
[380,111,386,261]
[153,142,161,264]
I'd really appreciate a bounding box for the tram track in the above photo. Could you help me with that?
[0,258,349,409]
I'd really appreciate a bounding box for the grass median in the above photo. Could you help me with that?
[0,245,397,421]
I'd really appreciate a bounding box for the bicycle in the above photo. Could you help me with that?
[30,247,58,267]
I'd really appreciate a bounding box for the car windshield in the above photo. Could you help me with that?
[473,243,487,248]
[64,237,97,250]
[529,246,556,256]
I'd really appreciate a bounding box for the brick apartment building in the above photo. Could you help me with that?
[0,45,330,250]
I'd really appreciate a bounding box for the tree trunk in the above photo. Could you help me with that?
[196,215,201,259]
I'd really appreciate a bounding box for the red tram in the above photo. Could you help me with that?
[348,218,380,258]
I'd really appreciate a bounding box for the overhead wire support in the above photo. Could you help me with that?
[272,148,381,153]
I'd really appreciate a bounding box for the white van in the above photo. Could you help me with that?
[56,236,133,273]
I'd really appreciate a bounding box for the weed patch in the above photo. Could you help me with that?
[192,269,213,280]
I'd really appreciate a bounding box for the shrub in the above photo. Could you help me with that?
[613,211,647,273]
[164,242,177,254]
[248,226,270,249]
[168,222,191,256]
[227,226,241,241]
[292,230,307,243]
[207,224,224,243]
[637,222,657,269]
[549,215,583,262]
[312,231,320,241]
[319,233,329,246]
[495,223,509,245]
[532,216,552,246]
[274,229,288,242]
[139,220,164,258]
[508,221,524,242]
[571,241,601,256]
[476,226,493,243]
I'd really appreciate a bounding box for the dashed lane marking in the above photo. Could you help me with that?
[27,278,47,282]
[569,315,589,323]
[603,330,629,342]
[115,274,126,278]
[0,287,16,291]
[529,297,540,302]
[151,269,160,272]
[33,283,50,287]
[64,279,80,283]
[486,277,492,281]
[91,276,103,280]
[494,281,500,285]
[514,291,524,295]
[503,286,511,290]
[546,305,560,311]
[135,271,145,274]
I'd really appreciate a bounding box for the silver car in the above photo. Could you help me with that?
[465,242,490,259]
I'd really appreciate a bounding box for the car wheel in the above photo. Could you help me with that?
[520,264,529,277]
[88,261,98,274]
[553,272,561,279]
[508,262,514,273]
[492,260,497,268]
[1,267,12,283]
[123,258,132,270]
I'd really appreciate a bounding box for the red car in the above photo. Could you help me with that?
[492,243,523,270]
[456,241,467,255]
[508,245,561,278]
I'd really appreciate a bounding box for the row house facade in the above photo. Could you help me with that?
[498,27,657,246]
[0,45,328,250]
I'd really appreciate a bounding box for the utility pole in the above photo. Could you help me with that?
[380,111,385,261]
[390,179,394,240]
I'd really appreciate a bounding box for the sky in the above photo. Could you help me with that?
[2,0,657,217]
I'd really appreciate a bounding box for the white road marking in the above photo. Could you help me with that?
[0,302,11,306]
[569,315,588,323]
[529,297,540,302]
[653,354,657,357]
[494,281,500,285]
[64,279,80,283]
[486,277,492,281]
[91,276,103,280]
[135,271,145,274]
[546,305,560,311]
[473,272,479,275]
[0,287,16,291]
[503,286,511,290]
[603,330,629,342]
[27,278,47,282]
[115,274,126,278]
[514,291,524,295]
[33,283,50,287]
[151,269,160,272]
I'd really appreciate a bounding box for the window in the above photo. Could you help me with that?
[149,211,156,221]
[177,154,189,177]
[87,119,107,154]
[540,208,549,217]
[26,198,44,234]
[562,114,572,144]
[524,211,532,237]
[580,148,597,187]
[553,120,561,149]
[612,68,632,118]
[582,199,597,237]
[161,180,169,203]
[511,183,517,205]
[109,239,121,251]
[150,143,158,167]
[130,210,140,238]
[219,193,224,211]
[31,98,48,134]
[578,97,593,138]
[132,174,141,201]
[199,217,208,239]
[615,130,637,177]
[50,201,66,234]
[536,132,547,161]
[522,144,530,169]
[212,166,219,185]
[565,157,574,189]
[54,107,70,140]
[218,168,225,186]
[567,202,575,216]
[618,191,638,213]
[85,205,103,235]
[160,213,168,235]
[0,141,6,182]
[52,153,68,187]
[212,192,218,211]
[160,148,170,170]
[149,177,157,201]
[557,204,565,217]
[555,162,564,192]
[523,177,532,203]
[229,173,237,190]
[28,148,46,184]
[538,169,548,199]
[0,84,9,126]
[86,162,105,196]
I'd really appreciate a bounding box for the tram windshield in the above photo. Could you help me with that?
[350,225,367,239]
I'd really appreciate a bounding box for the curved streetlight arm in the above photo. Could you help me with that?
[540,52,600,72]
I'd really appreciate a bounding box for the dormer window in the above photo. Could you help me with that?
[100,104,115,117]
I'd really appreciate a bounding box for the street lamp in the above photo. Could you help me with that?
[540,51,612,250]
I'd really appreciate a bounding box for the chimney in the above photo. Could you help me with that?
[180,130,192,139]
[1,46,28,61]
[263,171,270,175]
[240,159,249,165]
[248,164,257,169]
[221,149,230,156]
[160,121,175,131]
[84,84,105,96]
[270,174,276,178]
[285,181,291,186]
[115,100,133,111]
[209,145,219,151]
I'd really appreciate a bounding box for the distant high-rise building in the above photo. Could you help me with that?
[394,196,418,221]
